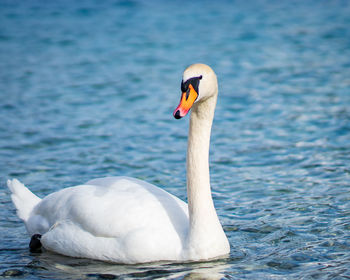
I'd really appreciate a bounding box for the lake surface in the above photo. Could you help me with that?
[1,0,350,279]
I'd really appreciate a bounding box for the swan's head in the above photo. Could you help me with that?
[173,63,218,119]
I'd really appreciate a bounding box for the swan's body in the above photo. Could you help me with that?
[8,64,230,263]
[9,177,189,263]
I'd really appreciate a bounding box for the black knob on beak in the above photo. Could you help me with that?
[174,110,181,119]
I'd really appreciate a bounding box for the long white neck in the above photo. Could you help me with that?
[186,93,229,260]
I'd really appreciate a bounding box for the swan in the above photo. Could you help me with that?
[7,63,230,264]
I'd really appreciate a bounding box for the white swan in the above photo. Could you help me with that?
[7,63,230,264]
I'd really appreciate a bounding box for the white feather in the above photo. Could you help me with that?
[7,179,41,222]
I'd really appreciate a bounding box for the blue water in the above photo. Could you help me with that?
[1,0,350,279]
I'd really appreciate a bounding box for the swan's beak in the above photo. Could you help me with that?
[173,84,198,119]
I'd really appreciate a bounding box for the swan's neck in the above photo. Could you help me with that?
[186,94,228,258]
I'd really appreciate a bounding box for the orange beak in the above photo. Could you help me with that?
[173,84,198,119]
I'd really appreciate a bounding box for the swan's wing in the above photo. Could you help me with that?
[33,177,188,237]
[30,177,189,262]
[81,176,189,236]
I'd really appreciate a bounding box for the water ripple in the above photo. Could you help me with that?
[1,0,350,279]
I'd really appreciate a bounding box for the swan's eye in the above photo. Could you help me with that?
[185,87,191,100]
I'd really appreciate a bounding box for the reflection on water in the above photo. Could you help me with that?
[25,250,232,279]
[1,0,350,279]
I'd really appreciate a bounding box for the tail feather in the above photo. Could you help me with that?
[7,179,41,222]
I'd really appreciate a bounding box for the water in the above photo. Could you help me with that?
[1,0,350,278]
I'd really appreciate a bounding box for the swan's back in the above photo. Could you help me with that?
[29,177,189,263]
